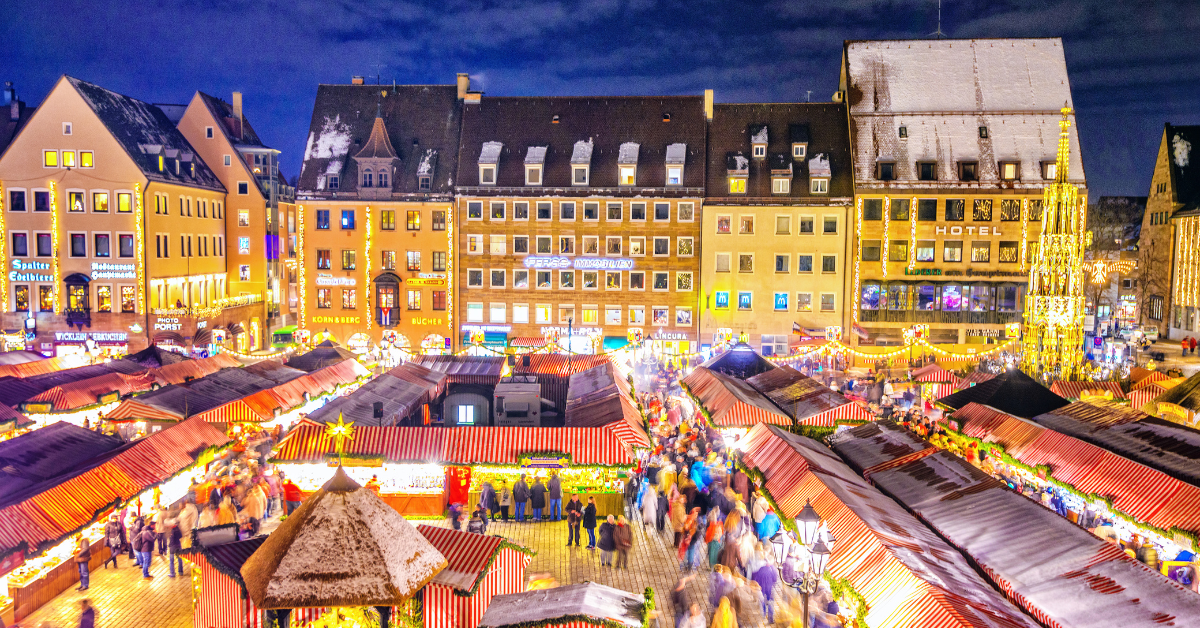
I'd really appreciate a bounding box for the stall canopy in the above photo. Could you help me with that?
[1139,369,1200,417]
[1049,380,1126,400]
[699,342,775,379]
[1130,369,1171,390]
[745,366,871,426]
[0,422,123,502]
[0,350,47,366]
[954,371,997,391]
[0,416,229,561]
[738,424,1038,628]
[308,362,445,427]
[285,340,358,372]
[937,370,1068,418]
[417,525,532,628]
[912,363,960,384]
[831,420,1200,628]
[682,366,793,428]
[954,401,1200,534]
[478,583,645,628]
[183,535,268,628]
[273,422,641,467]
[418,356,506,386]
[564,363,650,448]
[0,403,31,433]
[25,371,156,412]
[241,467,447,609]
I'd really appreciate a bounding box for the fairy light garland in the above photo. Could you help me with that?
[49,181,60,313]
[907,196,917,271]
[134,183,145,314]
[0,181,6,312]
[852,198,863,323]
[881,196,890,277]
[446,203,455,345]
[1019,198,1029,272]
[763,336,1019,363]
[364,205,372,331]
[297,204,306,329]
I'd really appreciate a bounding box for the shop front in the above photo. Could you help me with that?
[462,325,509,355]
[649,330,694,358]
[51,330,129,359]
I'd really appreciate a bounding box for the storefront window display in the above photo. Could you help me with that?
[916,284,937,310]
[887,284,908,310]
[861,284,881,310]
[942,285,964,311]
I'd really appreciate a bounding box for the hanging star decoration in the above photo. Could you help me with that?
[324,412,356,462]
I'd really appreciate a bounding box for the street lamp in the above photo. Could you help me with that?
[775,500,833,628]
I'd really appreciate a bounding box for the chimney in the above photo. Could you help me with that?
[704,89,714,121]
[351,76,365,85]
[232,92,243,140]
[464,92,482,105]
[2,82,13,106]
[456,73,470,100]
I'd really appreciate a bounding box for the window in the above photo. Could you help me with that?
[738,253,754,273]
[677,237,694,257]
[653,237,669,256]
[582,271,598,289]
[490,235,506,255]
[514,236,529,254]
[799,216,814,234]
[792,144,807,159]
[959,161,979,181]
[629,272,645,290]
[889,240,908,262]
[1149,295,1164,321]
[714,291,729,309]
[573,166,589,185]
[79,151,93,168]
[536,304,552,323]
[583,202,599,221]
[877,161,896,181]
[433,251,448,272]
[432,210,446,231]
[653,272,669,291]
[418,176,431,190]
[891,199,910,220]
[234,181,248,195]
[775,215,791,235]
[536,271,551,288]
[525,165,541,185]
[752,144,766,158]
[43,150,58,167]
[675,307,692,326]
[339,209,355,229]
[1042,162,1057,180]
[316,249,331,269]
[560,202,575,221]
[503,268,524,289]
[738,291,753,311]
[480,166,496,185]
[917,162,937,181]
[775,254,790,273]
[728,177,746,194]
[998,241,1019,263]
[676,272,693,291]
[406,250,421,271]
[820,293,836,312]
[223,154,231,167]
[629,237,645,256]
[715,253,731,273]
[467,302,484,322]
[773,293,789,312]
[822,255,836,273]
[716,215,731,234]
[739,216,754,234]
[797,293,812,312]
[650,203,669,222]
[862,240,881,261]
[362,170,373,188]
[120,286,135,313]
[559,235,575,255]
[513,303,529,322]
[327,175,339,190]
[678,202,695,222]
[619,165,636,186]
[913,199,935,221]
[90,192,109,213]
[560,271,575,289]
[12,285,28,311]
[606,236,622,256]
[467,202,483,220]
[9,190,25,212]
[1000,199,1021,222]
[11,233,26,256]
[238,237,250,254]
[942,240,963,262]
[490,202,506,220]
[342,288,357,309]
[822,216,838,234]
[606,271,621,290]
[864,199,883,221]
[38,286,52,311]
[36,233,52,256]
[70,233,87,257]
[467,235,483,254]
[916,240,935,262]
[490,270,505,288]
[971,241,990,262]
[631,203,647,221]
[583,235,599,255]
[316,288,332,309]
[559,306,575,324]
[341,249,356,270]
[34,191,49,212]
[810,178,828,193]
[536,202,552,220]
[605,306,621,325]
[382,250,396,270]
[94,234,110,258]
[468,269,484,287]
[67,191,83,212]
[629,306,645,324]
[316,209,330,229]
[667,166,683,186]
[945,199,965,221]
[490,303,506,323]
[999,162,1019,181]
[536,236,552,254]
[607,203,622,221]
[973,199,993,221]
[797,254,813,273]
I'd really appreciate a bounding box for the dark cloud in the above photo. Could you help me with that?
[2,0,1196,197]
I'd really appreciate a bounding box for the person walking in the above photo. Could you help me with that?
[530,477,547,522]
[479,481,497,522]
[282,476,303,515]
[597,515,617,567]
[129,514,144,566]
[73,534,91,591]
[135,523,156,579]
[641,487,659,530]
[178,499,198,548]
[670,494,687,548]
[548,471,563,521]
[670,575,695,628]
[565,494,583,547]
[513,474,529,522]
[1191,336,1196,356]
[78,598,96,628]
[103,515,123,569]
[497,480,512,522]
[583,496,598,549]
[167,519,184,578]
[614,515,633,569]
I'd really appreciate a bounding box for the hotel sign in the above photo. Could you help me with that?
[934,225,1006,236]
[9,260,52,282]
[91,262,136,279]
[523,256,634,271]
[315,274,357,287]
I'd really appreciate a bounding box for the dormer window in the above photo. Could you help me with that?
[1041,161,1057,180]
[773,178,790,194]
[729,177,747,194]
[917,161,937,181]
[571,139,593,187]
[877,161,896,181]
[999,161,1020,181]
[480,166,496,185]
[770,154,792,195]
[665,143,686,186]
[898,126,908,139]
[524,146,546,186]
[329,175,339,190]
[158,155,164,172]
[808,153,831,195]
[362,169,373,188]
[979,126,989,139]
[573,166,589,185]
[789,124,810,162]
[810,179,828,194]
[792,144,807,159]
[726,152,749,195]
[618,142,639,186]
[418,175,431,190]
[478,141,503,186]
[959,161,979,182]
[750,125,768,159]
[378,169,389,189]
[753,145,766,158]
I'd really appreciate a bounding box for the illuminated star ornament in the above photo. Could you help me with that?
[324,413,356,459]
[1083,259,1137,285]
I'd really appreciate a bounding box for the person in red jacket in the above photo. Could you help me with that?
[282,475,303,515]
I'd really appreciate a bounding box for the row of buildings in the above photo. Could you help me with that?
[0,38,1101,357]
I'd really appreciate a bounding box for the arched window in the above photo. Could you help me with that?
[362,169,373,188]
[377,169,389,189]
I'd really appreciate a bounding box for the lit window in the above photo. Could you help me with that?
[341,209,355,229]
[1000,162,1019,180]
[716,216,731,234]
[752,145,766,158]
[737,292,753,311]
[80,151,93,168]
[792,144,806,159]
[773,178,790,194]
[407,251,422,271]
[728,177,746,194]
[342,288,357,309]
[619,166,636,186]
[714,292,729,309]
[491,202,505,220]
[666,166,683,185]
[467,303,484,322]
[820,293,835,312]
[408,290,422,310]
[490,303,506,323]
[44,150,58,167]
[1042,162,1057,180]
[63,151,78,167]
[810,178,828,194]
[406,210,421,230]
[341,249,356,270]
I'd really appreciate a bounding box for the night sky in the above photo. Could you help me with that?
[3,0,1197,199]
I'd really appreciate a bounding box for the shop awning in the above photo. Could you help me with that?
[912,362,960,385]
[681,367,792,428]
[192,329,212,346]
[509,337,546,348]
[746,366,870,427]
[1049,380,1125,400]
[739,424,1038,628]
[227,323,244,336]
[831,421,1200,628]
[26,370,156,411]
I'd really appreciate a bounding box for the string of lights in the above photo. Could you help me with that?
[881,196,890,277]
[364,205,373,331]
[0,181,6,313]
[297,204,307,330]
[134,183,145,314]
[49,181,60,313]
[907,195,917,271]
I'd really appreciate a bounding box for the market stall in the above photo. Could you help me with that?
[681,366,793,432]
[1048,380,1126,401]
[478,583,647,628]
[911,362,960,400]
[737,424,1039,628]
[416,525,532,628]
[746,366,871,428]
[936,369,1068,419]
[0,417,230,623]
[831,420,1200,626]
[953,370,997,391]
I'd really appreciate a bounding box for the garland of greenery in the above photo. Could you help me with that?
[641,587,654,628]
[942,418,1200,545]
[451,538,538,597]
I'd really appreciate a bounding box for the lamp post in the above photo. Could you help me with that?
[770,500,835,628]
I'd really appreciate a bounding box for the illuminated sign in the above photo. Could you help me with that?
[934,225,1006,236]
[411,317,444,326]
[653,332,689,341]
[54,331,128,344]
[315,274,357,287]
[154,317,183,331]
[541,326,600,336]
[523,256,634,271]
[311,316,361,324]
[407,277,446,287]
[9,259,52,282]
[903,268,942,276]
[91,262,136,279]
[714,291,729,309]
[462,324,511,333]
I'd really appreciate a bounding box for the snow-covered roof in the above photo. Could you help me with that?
[524,146,547,165]
[617,141,639,165]
[479,583,644,628]
[570,139,593,164]
[241,467,446,609]
[417,149,437,176]
[726,153,749,173]
[479,141,503,164]
[304,114,353,163]
[665,143,687,165]
[809,153,831,178]
[750,124,768,144]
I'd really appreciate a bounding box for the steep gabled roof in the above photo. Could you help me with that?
[355,113,398,159]
[1166,124,1200,212]
[937,369,1068,418]
[65,77,224,191]
[195,91,267,148]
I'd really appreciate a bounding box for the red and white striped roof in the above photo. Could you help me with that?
[913,363,960,384]
[1048,380,1125,400]
[681,367,791,428]
[417,524,507,591]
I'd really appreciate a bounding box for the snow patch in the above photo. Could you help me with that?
[305,115,352,161]
[1174,134,1192,168]
[809,153,831,178]
[751,126,768,144]
[479,141,503,164]
[731,155,749,172]
[665,143,687,164]
[525,146,548,164]
[417,149,437,176]
[571,139,594,164]
[618,142,640,164]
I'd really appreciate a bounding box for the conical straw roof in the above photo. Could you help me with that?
[241,467,447,609]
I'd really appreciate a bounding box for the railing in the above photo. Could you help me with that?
[860,309,1022,325]
[376,308,398,328]
[65,308,91,328]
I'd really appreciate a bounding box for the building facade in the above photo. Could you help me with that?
[1141,124,1198,340]
[454,94,707,355]
[295,79,462,353]
[841,39,1086,346]
[0,76,252,356]
[700,102,854,355]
